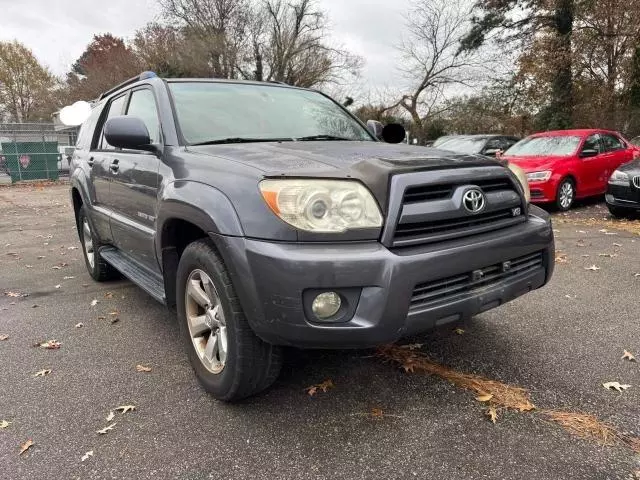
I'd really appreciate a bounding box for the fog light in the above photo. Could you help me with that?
[311,292,341,319]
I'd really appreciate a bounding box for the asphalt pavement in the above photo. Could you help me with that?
[1,184,639,480]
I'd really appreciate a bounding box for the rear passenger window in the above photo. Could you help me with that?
[126,89,161,144]
[602,134,624,152]
[96,94,127,150]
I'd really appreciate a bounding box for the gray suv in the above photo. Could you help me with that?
[70,72,554,401]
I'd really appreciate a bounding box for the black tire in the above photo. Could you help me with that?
[176,239,283,401]
[608,205,629,218]
[555,178,575,211]
[77,205,119,282]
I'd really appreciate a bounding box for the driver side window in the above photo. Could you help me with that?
[582,134,601,154]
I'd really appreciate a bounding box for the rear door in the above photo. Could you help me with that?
[108,87,162,273]
[87,93,128,243]
[577,134,607,196]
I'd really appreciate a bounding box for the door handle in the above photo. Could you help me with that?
[87,157,94,167]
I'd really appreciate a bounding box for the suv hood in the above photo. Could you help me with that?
[188,140,503,212]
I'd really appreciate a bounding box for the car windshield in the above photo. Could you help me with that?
[168,82,373,145]
[506,136,581,156]
[437,137,486,154]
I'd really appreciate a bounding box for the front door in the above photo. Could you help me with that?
[108,88,162,273]
[578,134,608,196]
[88,93,128,243]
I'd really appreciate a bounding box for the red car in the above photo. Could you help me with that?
[503,129,638,210]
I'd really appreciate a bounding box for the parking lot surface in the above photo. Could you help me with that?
[1,184,639,479]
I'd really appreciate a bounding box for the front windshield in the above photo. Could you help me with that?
[506,136,581,156]
[437,138,486,154]
[169,82,373,144]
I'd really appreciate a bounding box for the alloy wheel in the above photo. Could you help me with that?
[559,182,574,210]
[82,218,95,269]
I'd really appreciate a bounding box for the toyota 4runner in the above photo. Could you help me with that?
[70,72,555,401]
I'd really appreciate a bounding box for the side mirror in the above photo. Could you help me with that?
[367,120,384,139]
[381,123,406,144]
[579,149,599,158]
[104,116,152,151]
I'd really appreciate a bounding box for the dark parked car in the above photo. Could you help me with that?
[70,72,554,401]
[606,158,640,216]
[434,134,520,157]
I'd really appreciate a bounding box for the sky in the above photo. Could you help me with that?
[0,0,412,93]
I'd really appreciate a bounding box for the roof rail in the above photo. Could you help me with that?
[99,71,158,100]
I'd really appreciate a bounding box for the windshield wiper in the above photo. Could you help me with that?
[190,137,292,146]
[296,135,352,141]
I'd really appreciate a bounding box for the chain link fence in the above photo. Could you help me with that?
[0,123,79,183]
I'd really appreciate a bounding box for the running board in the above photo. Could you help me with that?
[99,247,166,304]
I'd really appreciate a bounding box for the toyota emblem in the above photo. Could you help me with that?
[463,188,486,213]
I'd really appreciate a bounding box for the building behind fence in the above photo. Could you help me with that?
[0,123,79,182]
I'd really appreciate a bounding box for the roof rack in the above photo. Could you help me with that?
[99,71,158,100]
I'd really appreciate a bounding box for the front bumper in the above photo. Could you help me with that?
[528,180,557,203]
[212,206,554,348]
[606,184,640,210]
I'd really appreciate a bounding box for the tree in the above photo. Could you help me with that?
[394,0,481,143]
[462,0,575,130]
[0,40,57,122]
[65,34,141,102]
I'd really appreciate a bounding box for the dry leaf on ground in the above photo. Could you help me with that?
[63,276,75,280]
[622,350,636,362]
[96,423,116,435]
[603,382,631,392]
[486,406,498,424]
[0,334,8,341]
[90,299,98,307]
[106,411,115,422]
[136,365,152,373]
[116,405,136,414]
[306,379,335,396]
[75,323,84,329]
[19,439,33,455]
[54,284,61,289]
[81,451,93,462]
[585,265,601,271]
[454,328,465,335]
[33,369,51,377]
[475,394,494,402]
[35,340,61,350]
[370,408,384,419]
[0,420,11,429]
[104,292,113,299]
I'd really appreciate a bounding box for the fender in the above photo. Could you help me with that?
[155,180,244,262]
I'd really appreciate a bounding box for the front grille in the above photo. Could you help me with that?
[410,251,544,310]
[403,178,514,204]
[633,176,640,189]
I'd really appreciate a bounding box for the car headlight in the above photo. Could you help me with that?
[609,170,630,186]
[526,171,552,183]
[508,163,531,203]
[259,179,383,232]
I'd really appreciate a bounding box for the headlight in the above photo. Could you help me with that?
[508,163,531,203]
[526,171,552,183]
[609,170,630,186]
[259,179,383,232]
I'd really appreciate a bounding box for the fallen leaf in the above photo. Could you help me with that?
[306,379,335,396]
[136,365,152,373]
[602,382,631,392]
[0,420,11,429]
[5,291,25,298]
[581,254,590,258]
[115,405,136,414]
[108,310,119,316]
[634,273,640,278]
[622,350,636,362]
[68,246,79,251]
[90,299,98,307]
[35,340,61,350]
[104,292,113,299]
[37,256,45,259]
[110,317,120,325]
[51,266,61,270]
[19,439,33,456]
[54,284,61,289]
[564,294,577,299]
[585,265,601,271]
[555,254,569,264]
[33,369,51,377]
[0,334,8,341]
[96,423,116,435]
[486,406,498,424]
[613,243,622,247]
[106,411,115,422]
[576,230,587,234]
[81,450,93,462]
[475,394,494,402]
[370,408,384,419]
[75,323,84,329]
[63,276,75,280]
[454,328,465,335]
[25,265,33,268]
[598,253,617,258]
[32,304,39,308]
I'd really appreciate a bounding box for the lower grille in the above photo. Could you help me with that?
[410,251,544,310]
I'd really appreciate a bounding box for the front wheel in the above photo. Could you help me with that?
[176,239,282,401]
[556,179,575,211]
[77,205,119,282]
